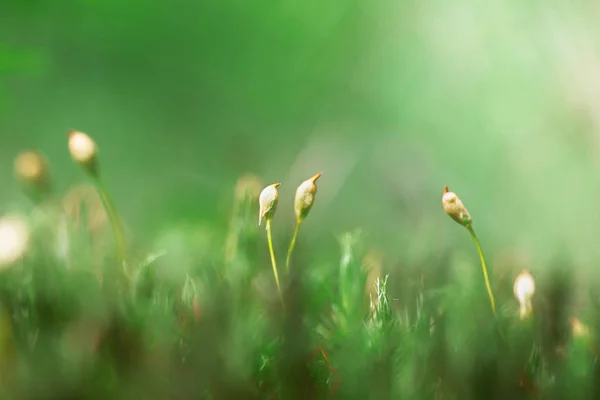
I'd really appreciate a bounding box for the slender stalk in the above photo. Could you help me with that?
[91,176,127,272]
[266,219,284,311]
[467,226,496,316]
[286,219,302,273]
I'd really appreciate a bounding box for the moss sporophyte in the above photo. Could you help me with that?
[259,183,284,311]
[442,186,496,317]
[286,172,322,273]
[68,130,128,284]
[513,270,535,319]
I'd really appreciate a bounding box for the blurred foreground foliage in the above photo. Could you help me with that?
[0,155,599,400]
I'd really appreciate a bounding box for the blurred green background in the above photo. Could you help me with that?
[2,0,600,269]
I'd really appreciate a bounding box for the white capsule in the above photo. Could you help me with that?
[258,183,280,226]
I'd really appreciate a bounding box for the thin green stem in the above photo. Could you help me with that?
[467,226,496,316]
[266,219,284,311]
[286,219,302,273]
[91,176,127,273]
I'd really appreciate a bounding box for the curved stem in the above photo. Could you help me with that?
[266,219,284,311]
[91,176,128,274]
[286,220,302,273]
[468,227,496,316]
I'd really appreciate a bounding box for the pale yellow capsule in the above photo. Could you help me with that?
[14,150,49,187]
[513,270,535,319]
[0,214,30,268]
[442,186,472,227]
[68,130,98,174]
[258,183,280,226]
[294,172,322,222]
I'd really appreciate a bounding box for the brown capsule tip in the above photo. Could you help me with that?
[273,183,281,188]
[310,172,322,184]
[443,185,449,194]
